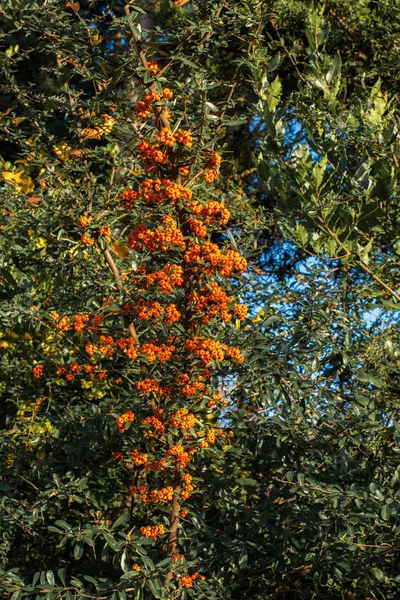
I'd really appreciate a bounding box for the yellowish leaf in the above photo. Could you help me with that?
[35,237,47,249]
[2,170,34,194]
[112,241,129,260]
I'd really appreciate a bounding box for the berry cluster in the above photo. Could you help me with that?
[116,410,135,433]
[146,61,158,76]
[141,342,175,363]
[179,572,200,588]
[98,226,111,241]
[136,264,184,294]
[189,282,248,324]
[121,178,191,210]
[78,215,92,228]
[184,241,248,277]
[180,472,194,501]
[73,314,90,333]
[143,414,166,436]
[173,554,185,563]
[124,299,181,325]
[128,217,186,253]
[185,337,225,365]
[136,378,164,396]
[131,484,174,504]
[32,364,44,379]
[188,200,230,226]
[130,449,148,466]
[139,524,165,539]
[170,408,196,430]
[138,139,167,168]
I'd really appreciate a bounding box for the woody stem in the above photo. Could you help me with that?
[164,470,182,585]
[104,248,140,344]
[123,4,171,129]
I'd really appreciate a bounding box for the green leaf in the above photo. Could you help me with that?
[121,549,130,573]
[268,52,280,72]
[120,571,140,581]
[54,520,71,531]
[238,548,248,568]
[57,569,66,587]
[371,567,387,582]
[134,585,143,600]
[381,299,399,311]
[141,555,155,570]
[74,543,83,560]
[223,117,248,127]
[82,535,95,548]
[104,533,123,551]
[354,394,371,407]
[147,579,162,599]
[326,52,341,84]
[155,557,172,568]
[356,371,383,388]
[237,478,257,488]
[295,223,308,247]
[265,76,282,112]
[313,154,327,189]
[129,4,147,14]
[111,514,130,530]
[357,239,373,265]
[177,55,198,69]
[324,238,337,257]
[48,526,62,533]
[83,575,98,587]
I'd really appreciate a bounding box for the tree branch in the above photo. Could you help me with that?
[104,247,140,344]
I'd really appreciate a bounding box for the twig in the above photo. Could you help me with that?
[0,504,36,537]
[123,4,171,129]
[103,248,139,344]
[317,217,400,303]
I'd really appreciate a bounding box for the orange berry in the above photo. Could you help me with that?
[32,364,44,379]
[146,61,158,76]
